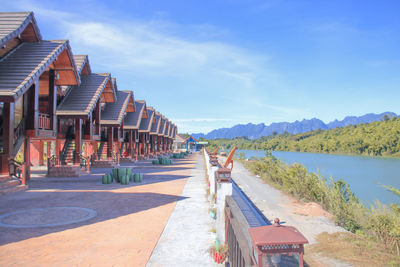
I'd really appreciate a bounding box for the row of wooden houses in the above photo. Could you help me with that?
[0,12,177,187]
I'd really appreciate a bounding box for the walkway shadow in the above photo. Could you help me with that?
[27,173,192,191]
[0,191,188,245]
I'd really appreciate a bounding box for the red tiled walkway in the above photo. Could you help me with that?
[0,154,198,266]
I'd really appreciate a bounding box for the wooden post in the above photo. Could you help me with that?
[0,102,14,174]
[74,118,82,164]
[55,138,61,159]
[38,141,44,166]
[49,70,56,130]
[107,127,113,159]
[24,137,31,181]
[128,130,133,158]
[299,251,304,267]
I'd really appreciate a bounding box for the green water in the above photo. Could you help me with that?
[237,150,400,205]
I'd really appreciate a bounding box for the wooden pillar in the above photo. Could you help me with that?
[299,250,304,267]
[24,137,31,181]
[128,130,132,157]
[55,138,61,159]
[95,101,100,135]
[26,82,39,131]
[47,141,51,162]
[0,102,14,174]
[74,118,82,164]
[39,141,44,166]
[107,127,113,159]
[49,70,56,130]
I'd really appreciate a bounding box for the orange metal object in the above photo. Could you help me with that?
[212,146,220,155]
[223,146,237,170]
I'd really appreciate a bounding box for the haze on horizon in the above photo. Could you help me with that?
[3,0,400,133]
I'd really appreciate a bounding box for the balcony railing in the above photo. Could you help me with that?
[38,113,51,130]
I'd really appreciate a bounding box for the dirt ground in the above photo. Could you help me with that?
[0,155,197,267]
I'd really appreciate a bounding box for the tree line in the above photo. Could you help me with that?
[205,117,400,158]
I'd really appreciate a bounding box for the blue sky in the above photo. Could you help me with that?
[2,0,400,133]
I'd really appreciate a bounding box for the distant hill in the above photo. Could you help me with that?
[192,112,397,139]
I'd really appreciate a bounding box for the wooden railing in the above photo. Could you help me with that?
[80,154,90,172]
[14,119,25,145]
[8,158,25,185]
[38,113,51,130]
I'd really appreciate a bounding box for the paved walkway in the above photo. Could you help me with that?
[147,154,214,266]
[0,154,198,267]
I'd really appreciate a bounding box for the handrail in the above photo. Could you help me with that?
[79,154,90,172]
[8,158,22,183]
[13,119,25,145]
[47,155,60,174]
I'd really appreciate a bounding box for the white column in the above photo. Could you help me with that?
[216,181,232,243]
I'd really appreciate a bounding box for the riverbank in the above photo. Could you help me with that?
[237,148,400,160]
[228,156,400,266]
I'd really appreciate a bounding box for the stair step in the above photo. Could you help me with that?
[0,185,28,195]
[0,179,20,190]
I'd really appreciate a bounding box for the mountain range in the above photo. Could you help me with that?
[191,112,397,140]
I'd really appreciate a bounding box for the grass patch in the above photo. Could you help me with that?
[306,232,400,267]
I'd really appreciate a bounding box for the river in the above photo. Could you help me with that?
[236,150,400,205]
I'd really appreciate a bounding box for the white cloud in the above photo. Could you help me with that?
[3,0,307,133]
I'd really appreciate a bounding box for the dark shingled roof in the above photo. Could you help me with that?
[139,107,155,132]
[57,73,110,117]
[150,113,161,134]
[124,100,145,130]
[164,120,170,136]
[0,11,42,47]
[73,55,91,75]
[158,116,166,135]
[168,123,173,138]
[101,91,131,126]
[172,125,177,138]
[0,40,78,100]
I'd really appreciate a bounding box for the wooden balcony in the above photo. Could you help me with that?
[38,113,51,130]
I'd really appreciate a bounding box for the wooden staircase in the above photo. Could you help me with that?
[61,140,75,165]
[97,142,108,160]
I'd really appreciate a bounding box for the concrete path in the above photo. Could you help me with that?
[147,154,214,267]
[0,155,197,267]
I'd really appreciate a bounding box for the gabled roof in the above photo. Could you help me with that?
[101,90,131,126]
[57,73,110,118]
[0,40,79,101]
[73,55,91,75]
[150,112,161,134]
[168,123,174,138]
[139,107,155,133]
[0,12,42,48]
[158,116,166,136]
[174,133,186,143]
[164,120,170,136]
[124,100,145,130]
[185,136,198,143]
[249,223,308,246]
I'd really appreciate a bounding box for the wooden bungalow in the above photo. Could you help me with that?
[150,112,162,157]
[98,89,134,166]
[138,106,155,159]
[123,100,147,161]
[157,116,166,154]
[48,54,117,175]
[0,12,80,185]
[163,119,171,154]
